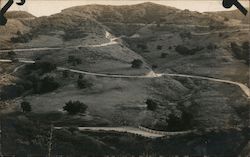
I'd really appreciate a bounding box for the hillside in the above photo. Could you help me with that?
[207,8,250,24]
[0,2,249,156]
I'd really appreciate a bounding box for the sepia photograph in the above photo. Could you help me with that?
[0,0,249,156]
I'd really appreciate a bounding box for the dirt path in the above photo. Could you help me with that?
[54,126,194,138]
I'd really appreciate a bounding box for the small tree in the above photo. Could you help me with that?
[131,59,143,69]
[146,99,158,111]
[21,101,31,113]
[63,100,88,115]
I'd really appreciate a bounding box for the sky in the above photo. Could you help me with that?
[1,0,249,17]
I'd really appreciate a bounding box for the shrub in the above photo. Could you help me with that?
[161,53,168,58]
[63,100,88,115]
[77,77,93,89]
[157,45,162,50]
[175,45,203,55]
[146,99,158,111]
[68,55,82,66]
[175,45,190,55]
[152,64,158,69]
[131,59,143,69]
[26,61,57,74]
[21,101,31,113]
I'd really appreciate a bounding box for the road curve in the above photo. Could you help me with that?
[57,67,250,98]
[163,73,250,98]
[54,126,165,138]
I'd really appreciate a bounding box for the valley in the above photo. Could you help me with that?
[0,2,249,156]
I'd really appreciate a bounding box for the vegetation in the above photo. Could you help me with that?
[25,61,57,74]
[157,45,162,50]
[175,45,203,55]
[146,99,158,111]
[63,100,88,115]
[131,59,143,68]
[77,75,93,89]
[21,101,32,113]
[231,41,249,64]
[34,76,60,94]
[68,55,82,66]
[161,53,168,58]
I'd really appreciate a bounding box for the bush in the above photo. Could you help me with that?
[146,99,158,111]
[161,53,168,58]
[131,59,143,69]
[63,100,88,115]
[21,101,31,113]
[152,64,158,69]
[77,77,93,89]
[175,45,203,55]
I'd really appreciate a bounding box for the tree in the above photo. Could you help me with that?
[63,100,88,115]
[21,101,31,113]
[146,99,158,111]
[131,59,143,69]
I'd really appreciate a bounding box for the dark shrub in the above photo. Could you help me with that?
[68,55,82,66]
[176,45,203,55]
[152,64,158,69]
[77,77,93,89]
[146,99,158,111]
[161,53,168,58]
[63,100,88,115]
[157,45,162,50]
[131,59,143,68]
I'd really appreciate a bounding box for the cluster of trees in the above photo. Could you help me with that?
[15,61,59,94]
[146,99,158,111]
[175,45,204,55]
[25,61,57,74]
[131,59,143,68]
[63,100,88,115]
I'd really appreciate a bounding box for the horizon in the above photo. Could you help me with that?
[1,0,249,17]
